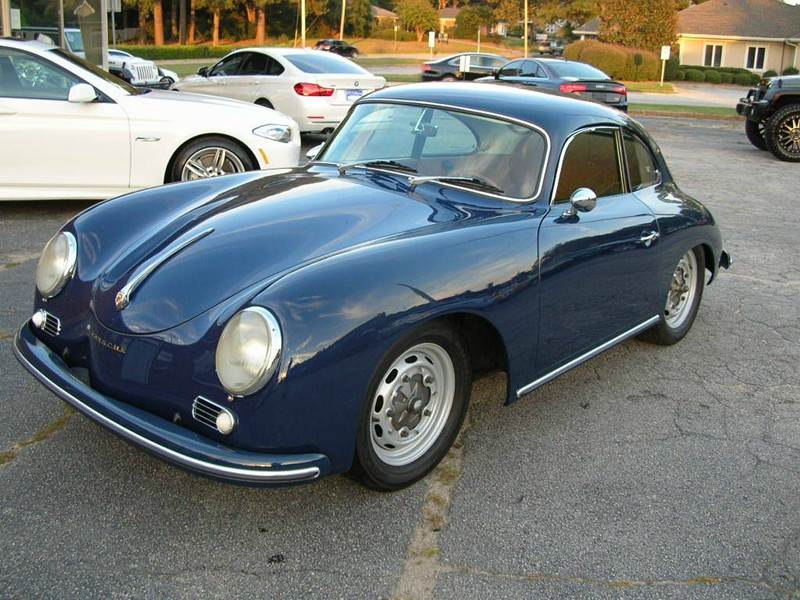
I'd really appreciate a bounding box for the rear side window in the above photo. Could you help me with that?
[554,129,623,202]
[285,53,365,74]
[623,131,659,190]
[547,61,609,80]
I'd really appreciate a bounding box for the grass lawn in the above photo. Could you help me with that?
[629,103,739,117]
[355,57,421,67]
[159,62,206,77]
[624,82,675,93]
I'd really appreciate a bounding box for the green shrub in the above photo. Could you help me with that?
[734,72,753,85]
[372,28,417,41]
[684,68,705,82]
[673,69,685,81]
[564,40,659,80]
[762,69,778,78]
[703,70,721,83]
[720,72,734,84]
[782,66,799,76]
[664,56,679,80]
[115,44,236,60]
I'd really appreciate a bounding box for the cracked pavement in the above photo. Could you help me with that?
[1,118,798,598]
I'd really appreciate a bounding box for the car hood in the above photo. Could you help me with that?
[92,170,449,334]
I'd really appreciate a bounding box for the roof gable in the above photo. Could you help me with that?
[678,0,800,39]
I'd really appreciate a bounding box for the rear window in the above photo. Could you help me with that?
[285,53,365,74]
[547,61,609,80]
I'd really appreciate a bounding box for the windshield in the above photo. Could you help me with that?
[547,61,609,80]
[285,53,366,74]
[64,30,84,53]
[319,103,547,199]
[50,48,145,95]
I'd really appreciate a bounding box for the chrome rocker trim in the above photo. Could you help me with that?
[13,324,323,485]
[516,315,661,398]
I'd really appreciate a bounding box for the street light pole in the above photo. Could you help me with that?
[523,0,528,57]
[339,0,346,41]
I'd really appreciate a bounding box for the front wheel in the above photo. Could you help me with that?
[353,323,471,491]
[764,104,800,162]
[169,136,256,183]
[640,247,705,346]
[744,119,767,150]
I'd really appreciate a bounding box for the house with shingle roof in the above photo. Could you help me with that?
[574,0,800,73]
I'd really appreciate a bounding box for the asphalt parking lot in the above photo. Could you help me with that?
[1,117,799,599]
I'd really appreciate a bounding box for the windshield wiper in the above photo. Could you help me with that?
[408,175,504,195]
[338,160,417,176]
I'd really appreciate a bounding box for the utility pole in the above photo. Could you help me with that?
[179,0,187,44]
[301,0,306,47]
[59,0,66,48]
[339,0,346,41]
[523,0,528,57]
[1,0,12,37]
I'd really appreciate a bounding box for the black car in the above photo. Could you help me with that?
[314,39,359,58]
[479,57,628,111]
[737,75,800,162]
[421,52,507,82]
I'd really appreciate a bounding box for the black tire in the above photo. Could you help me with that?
[168,136,256,183]
[255,98,274,109]
[352,322,472,491]
[764,104,800,162]
[640,246,705,346]
[744,119,767,150]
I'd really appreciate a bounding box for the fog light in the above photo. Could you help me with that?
[216,411,236,435]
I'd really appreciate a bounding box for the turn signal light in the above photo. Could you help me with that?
[294,82,335,97]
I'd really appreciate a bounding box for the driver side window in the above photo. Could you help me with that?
[209,53,246,77]
[554,128,623,203]
[0,48,79,101]
[498,60,523,78]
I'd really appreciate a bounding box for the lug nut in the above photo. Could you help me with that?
[424,375,433,384]
[400,430,409,438]
[423,409,431,417]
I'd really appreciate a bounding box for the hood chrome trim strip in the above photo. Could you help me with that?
[115,227,214,311]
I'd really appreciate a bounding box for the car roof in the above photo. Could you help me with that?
[364,82,629,136]
[230,47,346,58]
[0,39,52,52]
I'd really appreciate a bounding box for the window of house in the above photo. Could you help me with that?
[703,44,723,67]
[554,129,623,203]
[746,46,766,70]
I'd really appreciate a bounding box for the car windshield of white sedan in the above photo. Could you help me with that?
[285,53,366,74]
[319,103,547,199]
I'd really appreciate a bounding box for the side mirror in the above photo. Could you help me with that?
[197,66,209,77]
[562,187,597,218]
[306,143,324,160]
[68,83,97,103]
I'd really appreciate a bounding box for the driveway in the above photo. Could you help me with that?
[0,118,798,598]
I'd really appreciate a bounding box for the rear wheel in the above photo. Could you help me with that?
[764,104,800,162]
[640,247,705,346]
[744,119,767,150]
[353,323,471,491]
[169,136,256,183]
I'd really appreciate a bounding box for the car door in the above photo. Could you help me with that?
[235,52,284,105]
[0,47,130,200]
[188,53,247,96]
[536,126,662,373]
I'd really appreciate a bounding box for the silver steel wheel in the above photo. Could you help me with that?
[180,147,245,181]
[370,342,455,467]
[664,251,698,329]
[777,113,800,154]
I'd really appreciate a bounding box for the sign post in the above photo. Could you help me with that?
[660,45,671,87]
[393,23,398,52]
[428,30,435,58]
[523,0,528,57]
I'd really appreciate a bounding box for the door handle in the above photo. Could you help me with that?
[640,231,660,247]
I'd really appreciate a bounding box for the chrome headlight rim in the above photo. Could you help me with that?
[253,124,293,143]
[215,306,283,397]
[36,231,77,299]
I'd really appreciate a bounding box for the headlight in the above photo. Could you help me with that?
[36,231,77,299]
[253,124,292,143]
[215,307,282,396]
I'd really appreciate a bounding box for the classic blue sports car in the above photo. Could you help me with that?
[14,83,730,490]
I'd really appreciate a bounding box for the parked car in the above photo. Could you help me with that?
[14,82,730,490]
[0,40,300,201]
[173,48,385,135]
[479,57,628,111]
[536,40,564,56]
[737,74,800,162]
[314,39,359,58]
[13,26,85,58]
[421,52,508,82]
[108,48,180,88]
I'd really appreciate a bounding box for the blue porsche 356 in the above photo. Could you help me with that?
[15,83,730,490]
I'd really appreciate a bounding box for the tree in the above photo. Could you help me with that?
[336,0,372,37]
[395,0,438,42]
[153,0,165,45]
[189,0,197,42]
[198,0,235,45]
[598,0,677,51]
[454,4,493,39]
[535,0,599,27]
[494,0,521,26]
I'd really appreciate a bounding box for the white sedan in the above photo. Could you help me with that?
[173,48,385,134]
[0,39,300,201]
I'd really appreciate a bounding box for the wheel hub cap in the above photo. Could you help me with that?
[664,251,698,329]
[181,147,245,181]
[778,115,800,154]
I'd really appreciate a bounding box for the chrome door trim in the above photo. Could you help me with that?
[516,315,661,398]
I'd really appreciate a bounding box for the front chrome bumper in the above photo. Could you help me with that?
[13,323,329,486]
